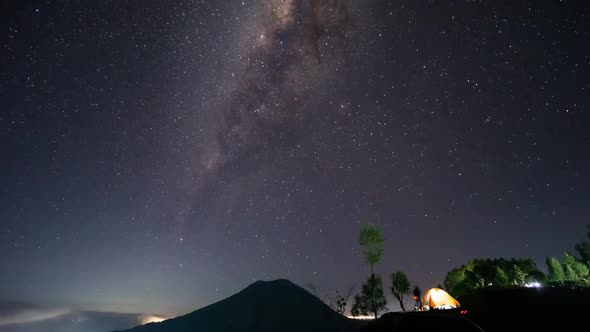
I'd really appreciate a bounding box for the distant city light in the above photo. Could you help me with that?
[525,281,542,288]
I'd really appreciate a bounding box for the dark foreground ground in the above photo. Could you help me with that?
[364,287,590,332]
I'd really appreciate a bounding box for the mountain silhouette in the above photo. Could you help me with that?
[115,279,361,332]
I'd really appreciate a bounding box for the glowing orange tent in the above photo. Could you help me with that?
[422,288,460,310]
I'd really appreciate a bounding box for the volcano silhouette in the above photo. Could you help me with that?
[115,279,361,332]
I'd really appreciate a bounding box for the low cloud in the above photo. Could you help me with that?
[0,302,70,326]
[0,302,161,332]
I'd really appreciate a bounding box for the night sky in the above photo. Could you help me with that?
[1,0,589,328]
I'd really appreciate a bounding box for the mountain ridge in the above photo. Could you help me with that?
[115,278,361,332]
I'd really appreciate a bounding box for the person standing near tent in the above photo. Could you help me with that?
[412,286,422,311]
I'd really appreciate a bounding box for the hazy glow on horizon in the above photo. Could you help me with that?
[140,314,168,325]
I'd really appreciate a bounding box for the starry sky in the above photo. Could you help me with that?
[1,0,589,327]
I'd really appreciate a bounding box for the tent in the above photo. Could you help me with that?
[422,288,460,311]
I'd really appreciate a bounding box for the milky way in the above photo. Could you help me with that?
[194,1,356,193]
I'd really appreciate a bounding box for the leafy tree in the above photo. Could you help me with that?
[359,224,384,275]
[358,224,384,319]
[493,266,510,287]
[412,286,422,311]
[545,256,564,284]
[390,271,410,311]
[351,294,368,317]
[444,266,468,296]
[563,252,589,279]
[562,252,577,267]
[351,275,387,318]
[545,253,589,287]
[563,263,577,282]
[511,264,529,286]
[514,258,546,282]
[574,225,590,266]
[572,261,589,280]
[471,259,497,286]
[463,269,486,290]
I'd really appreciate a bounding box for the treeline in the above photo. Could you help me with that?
[445,225,590,297]
[443,258,544,297]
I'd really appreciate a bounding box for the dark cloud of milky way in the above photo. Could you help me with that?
[190,0,359,203]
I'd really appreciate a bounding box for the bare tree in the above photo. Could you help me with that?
[325,285,355,315]
[305,283,355,316]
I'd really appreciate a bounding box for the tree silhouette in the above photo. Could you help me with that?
[493,266,510,287]
[563,264,577,282]
[563,251,589,285]
[304,283,355,316]
[351,274,387,318]
[511,265,528,286]
[545,256,564,284]
[358,224,384,319]
[564,252,584,274]
[327,285,355,316]
[390,271,410,311]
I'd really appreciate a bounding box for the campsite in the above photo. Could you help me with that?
[362,286,589,332]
